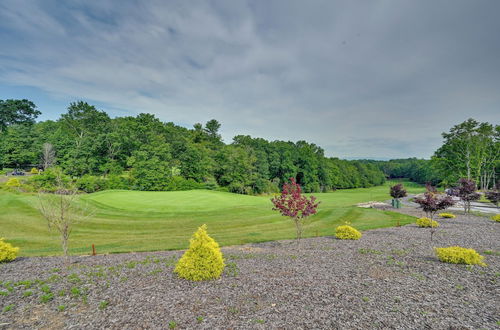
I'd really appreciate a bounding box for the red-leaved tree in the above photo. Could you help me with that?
[271,178,320,240]
[414,185,455,241]
[453,178,480,214]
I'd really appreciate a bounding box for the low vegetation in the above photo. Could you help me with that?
[435,246,486,266]
[335,225,362,240]
[416,217,439,228]
[0,238,19,262]
[174,225,225,281]
[439,213,456,219]
[0,181,420,256]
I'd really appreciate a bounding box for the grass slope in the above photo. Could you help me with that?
[0,181,424,256]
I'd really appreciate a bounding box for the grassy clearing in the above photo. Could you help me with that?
[0,180,423,256]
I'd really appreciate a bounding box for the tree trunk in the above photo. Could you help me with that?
[294,218,302,240]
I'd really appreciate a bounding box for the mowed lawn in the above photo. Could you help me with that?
[0,181,424,256]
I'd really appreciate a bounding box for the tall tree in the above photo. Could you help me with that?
[432,119,499,189]
[0,99,41,133]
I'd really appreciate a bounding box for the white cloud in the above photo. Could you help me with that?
[0,0,499,158]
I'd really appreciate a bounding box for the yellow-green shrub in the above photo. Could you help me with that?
[435,246,486,266]
[0,238,19,262]
[439,213,456,219]
[416,217,439,228]
[30,167,39,174]
[335,225,362,240]
[174,224,225,281]
[5,178,21,187]
[492,214,500,222]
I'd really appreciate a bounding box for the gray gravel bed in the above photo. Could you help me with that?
[0,209,499,329]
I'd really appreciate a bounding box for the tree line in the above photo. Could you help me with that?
[366,119,499,189]
[0,99,386,194]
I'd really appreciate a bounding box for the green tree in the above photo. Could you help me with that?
[0,99,41,133]
[432,119,499,189]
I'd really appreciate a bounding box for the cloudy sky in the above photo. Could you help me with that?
[1,1,499,159]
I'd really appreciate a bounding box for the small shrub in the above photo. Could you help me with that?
[435,246,486,266]
[2,304,14,313]
[5,178,21,187]
[76,175,106,193]
[98,300,109,310]
[174,224,225,281]
[40,293,54,303]
[416,217,439,228]
[439,213,456,219]
[492,214,500,222]
[335,225,362,240]
[30,168,39,174]
[0,238,19,262]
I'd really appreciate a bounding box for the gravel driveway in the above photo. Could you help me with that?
[1,209,499,329]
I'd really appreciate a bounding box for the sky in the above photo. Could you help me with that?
[0,1,499,159]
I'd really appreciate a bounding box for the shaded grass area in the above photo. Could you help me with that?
[0,180,424,256]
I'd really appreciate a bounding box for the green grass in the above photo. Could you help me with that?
[0,180,423,256]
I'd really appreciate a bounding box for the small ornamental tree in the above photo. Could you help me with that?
[455,178,480,214]
[390,183,407,208]
[271,178,320,240]
[174,224,225,281]
[485,182,499,208]
[414,185,455,240]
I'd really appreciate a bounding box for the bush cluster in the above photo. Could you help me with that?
[435,246,486,266]
[492,214,500,222]
[0,238,19,262]
[335,225,362,240]
[416,217,439,228]
[439,213,456,219]
[174,225,225,281]
[30,167,39,174]
[5,178,21,187]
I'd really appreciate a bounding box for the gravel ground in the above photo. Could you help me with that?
[1,208,499,329]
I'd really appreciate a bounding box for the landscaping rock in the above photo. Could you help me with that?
[0,210,498,329]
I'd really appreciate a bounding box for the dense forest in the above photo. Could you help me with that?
[0,100,385,194]
[1,100,497,193]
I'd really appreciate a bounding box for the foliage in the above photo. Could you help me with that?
[174,224,225,281]
[28,167,71,192]
[0,183,420,256]
[271,178,320,239]
[435,246,486,266]
[390,183,407,199]
[416,217,439,228]
[76,175,106,193]
[414,185,455,219]
[0,99,41,133]
[0,238,19,262]
[432,119,499,190]
[485,184,500,208]
[438,213,456,218]
[335,225,362,240]
[30,167,39,174]
[5,178,21,187]
[492,214,500,222]
[452,178,480,214]
[0,99,388,194]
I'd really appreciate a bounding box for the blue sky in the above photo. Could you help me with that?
[1,0,499,159]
